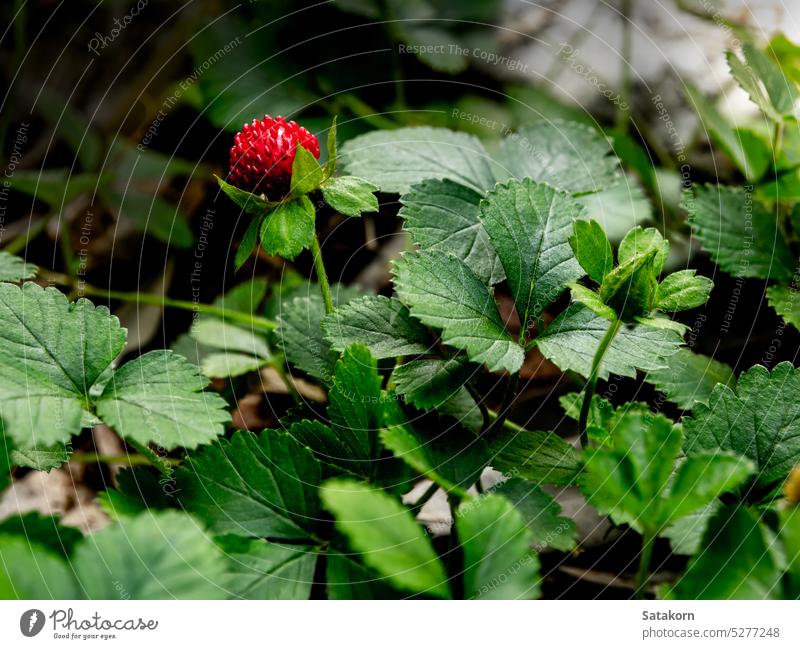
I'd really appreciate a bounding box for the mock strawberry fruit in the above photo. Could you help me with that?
[228,115,320,199]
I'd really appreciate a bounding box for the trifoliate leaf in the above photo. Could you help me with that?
[686,184,795,281]
[393,251,524,373]
[0,252,37,283]
[321,175,379,217]
[645,348,734,410]
[456,494,541,600]
[536,304,683,379]
[656,270,714,311]
[683,361,800,502]
[400,179,503,285]
[488,429,581,486]
[599,247,659,320]
[580,409,753,533]
[291,145,324,195]
[496,120,619,193]
[766,285,800,331]
[0,283,125,447]
[667,506,782,599]
[569,219,613,283]
[480,179,584,328]
[340,127,495,194]
[178,429,321,539]
[260,195,315,260]
[96,350,230,451]
[493,478,577,552]
[73,510,228,599]
[216,176,274,215]
[320,478,451,598]
[219,536,317,600]
[322,295,433,359]
[327,344,383,463]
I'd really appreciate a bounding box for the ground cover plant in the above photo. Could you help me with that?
[1,1,800,601]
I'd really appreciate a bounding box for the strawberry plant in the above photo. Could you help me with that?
[3,11,800,603]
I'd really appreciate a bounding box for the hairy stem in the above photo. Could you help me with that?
[70,451,180,467]
[124,439,175,477]
[311,233,335,315]
[635,529,656,599]
[579,318,622,448]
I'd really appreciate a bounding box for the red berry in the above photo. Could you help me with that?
[228,115,320,199]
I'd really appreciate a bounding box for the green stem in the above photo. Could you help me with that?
[311,233,335,315]
[70,451,179,467]
[635,529,656,599]
[3,215,48,254]
[486,372,520,437]
[124,439,175,477]
[75,284,277,333]
[579,318,622,448]
[487,408,525,433]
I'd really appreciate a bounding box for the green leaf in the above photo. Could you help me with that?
[493,478,577,551]
[0,535,78,598]
[324,116,338,178]
[10,443,70,471]
[668,506,782,599]
[328,344,384,463]
[391,358,471,411]
[683,361,800,502]
[0,252,37,283]
[656,270,713,311]
[340,127,495,194]
[569,219,613,283]
[321,176,379,217]
[567,283,617,320]
[201,353,268,378]
[380,422,489,493]
[259,195,316,260]
[235,216,263,270]
[488,428,581,486]
[320,478,451,598]
[686,184,795,281]
[0,432,10,491]
[663,501,720,556]
[645,348,734,410]
[399,179,504,285]
[191,319,271,359]
[322,295,433,359]
[0,283,125,447]
[73,510,228,599]
[97,350,230,451]
[617,226,669,274]
[746,43,798,114]
[684,84,770,181]
[178,429,321,539]
[727,49,782,120]
[456,494,541,599]
[766,285,800,331]
[6,169,102,207]
[580,409,753,533]
[278,287,363,384]
[291,145,324,196]
[219,536,316,600]
[326,549,401,599]
[480,179,584,327]
[216,176,274,215]
[286,419,365,476]
[598,248,659,320]
[536,304,683,379]
[393,251,524,373]
[496,120,619,193]
[0,513,82,558]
